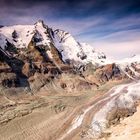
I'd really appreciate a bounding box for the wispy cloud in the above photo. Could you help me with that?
[0,0,140,59]
[93,40,140,59]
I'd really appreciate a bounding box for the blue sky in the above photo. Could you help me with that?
[0,0,140,59]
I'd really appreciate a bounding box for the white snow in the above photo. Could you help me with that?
[114,55,140,79]
[0,21,140,74]
[59,80,140,139]
[0,33,8,49]
[34,21,51,47]
[54,29,107,65]
[115,55,140,70]
[54,29,85,62]
[0,25,35,48]
[0,20,52,49]
[89,81,140,138]
[80,42,108,65]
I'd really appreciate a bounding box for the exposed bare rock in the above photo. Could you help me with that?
[100,104,140,140]
[0,20,140,140]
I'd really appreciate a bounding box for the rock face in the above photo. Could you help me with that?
[97,63,122,82]
[0,20,140,95]
[0,20,107,95]
[0,20,107,66]
[0,20,140,140]
[102,104,140,140]
[54,29,107,65]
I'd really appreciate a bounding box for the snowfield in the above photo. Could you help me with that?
[1,20,140,70]
[0,21,107,65]
[0,25,34,48]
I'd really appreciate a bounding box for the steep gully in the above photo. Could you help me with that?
[57,80,140,140]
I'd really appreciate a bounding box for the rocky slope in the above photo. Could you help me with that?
[0,20,140,140]
[0,20,140,92]
[0,20,107,65]
[0,20,110,94]
[102,104,140,140]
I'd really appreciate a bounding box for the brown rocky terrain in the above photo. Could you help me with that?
[0,48,140,140]
[0,79,126,140]
[0,21,140,140]
[99,103,140,140]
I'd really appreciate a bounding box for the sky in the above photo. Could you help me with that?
[0,0,140,59]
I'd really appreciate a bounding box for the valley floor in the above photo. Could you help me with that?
[0,79,139,140]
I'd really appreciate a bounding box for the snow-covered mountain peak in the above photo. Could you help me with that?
[0,25,35,49]
[53,29,107,65]
[35,19,44,25]
[34,20,48,29]
[54,29,71,43]
[0,21,109,66]
[34,21,52,47]
[0,33,9,49]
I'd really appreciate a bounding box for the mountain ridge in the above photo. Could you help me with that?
[0,20,140,140]
[0,20,107,66]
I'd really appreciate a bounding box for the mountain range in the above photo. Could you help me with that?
[0,20,140,140]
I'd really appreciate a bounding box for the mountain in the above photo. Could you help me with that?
[115,55,140,80]
[54,29,106,65]
[0,20,140,140]
[0,20,140,90]
[0,20,107,66]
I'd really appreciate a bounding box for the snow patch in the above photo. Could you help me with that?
[88,81,140,138]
